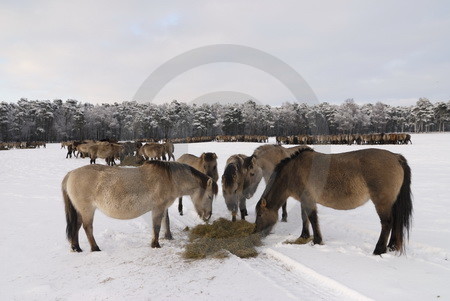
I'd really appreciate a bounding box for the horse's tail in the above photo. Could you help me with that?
[62,173,79,244]
[391,155,413,253]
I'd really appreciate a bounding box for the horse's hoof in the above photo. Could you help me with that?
[165,234,174,240]
[71,245,83,252]
[179,211,183,216]
[373,248,387,255]
[151,241,161,248]
[281,217,287,222]
[313,238,323,245]
[91,246,101,252]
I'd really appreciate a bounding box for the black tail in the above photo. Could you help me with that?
[391,155,413,253]
[62,175,79,244]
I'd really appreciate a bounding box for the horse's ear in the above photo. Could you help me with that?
[207,177,213,187]
[213,153,217,159]
[201,152,206,159]
[261,198,267,208]
[251,156,257,167]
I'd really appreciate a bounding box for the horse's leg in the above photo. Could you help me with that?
[302,202,323,245]
[71,212,83,252]
[151,208,165,248]
[300,203,311,239]
[387,226,398,251]
[81,209,101,252]
[281,201,288,222]
[178,197,183,215]
[239,196,248,220]
[163,209,173,240]
[373,206,393,255]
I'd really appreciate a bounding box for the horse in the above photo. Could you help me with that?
[163,142,175,161]
[244,144,311,221]
[222,154,259,222]
[75,142,95,158]
[176,152,219,215]
[88,142,124,165]
[138,143,166,161]
[254,148,413,255]
[62,161,218,251]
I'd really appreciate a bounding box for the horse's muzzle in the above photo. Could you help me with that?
[202,211,212,222]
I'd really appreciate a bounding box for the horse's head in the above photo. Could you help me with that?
[193,177,218,222]
[253,198,278,236]
[201,152,219,182]
[221,169,241,213]
[243,156,263,199]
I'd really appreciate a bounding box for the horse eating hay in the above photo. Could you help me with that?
[254,148,413,255]
[62,161,218,251]
[177,152,219,215]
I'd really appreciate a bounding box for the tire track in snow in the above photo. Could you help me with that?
[168,209,373,300]
[242,248,373,301]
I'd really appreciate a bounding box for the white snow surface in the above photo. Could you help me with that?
[1,134,449,300]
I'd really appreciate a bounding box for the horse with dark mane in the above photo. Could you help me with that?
[62,161,218,251]
[254,148,413,255]
[244,144,312,222]
[222,154,262,221]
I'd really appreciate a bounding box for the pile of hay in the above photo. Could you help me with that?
[284,236,313,245]
[183,218,261,259]
[119,155,144,167]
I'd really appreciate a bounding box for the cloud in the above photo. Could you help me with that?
[0,0,449,105]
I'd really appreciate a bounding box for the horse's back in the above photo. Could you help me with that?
[64,164,156,219]
[177,153,200,169]
[226,154,246,166]
[297,149,404,209]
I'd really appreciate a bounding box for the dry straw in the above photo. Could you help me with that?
[184,218,262,259]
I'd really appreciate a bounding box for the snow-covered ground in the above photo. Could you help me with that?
[1,133,449,300]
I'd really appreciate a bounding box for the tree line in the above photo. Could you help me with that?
[0,97,448,142]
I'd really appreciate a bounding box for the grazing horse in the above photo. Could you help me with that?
[222,154,263,221]
[245,144,311,222]
[62,161,218,251]
[254,148,413,255]
[177,152,219,215]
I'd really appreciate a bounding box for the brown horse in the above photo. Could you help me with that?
[62,161,218,251]
[176,152,219,215]
[254,148,413,255]
[245,144,311,221]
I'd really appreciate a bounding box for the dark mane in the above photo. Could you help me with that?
[273,147,314,175]
[144,161,218,195]
[242,155,255,169]
[203,152,217,161]
[223,163,238,187]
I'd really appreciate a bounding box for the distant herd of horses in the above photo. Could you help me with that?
[0,141,46,150]
[277,132,412,145]
[61,135,413,256]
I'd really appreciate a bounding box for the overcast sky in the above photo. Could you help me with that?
[1,1,449,106]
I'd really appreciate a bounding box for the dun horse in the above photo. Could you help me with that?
[254,148,413,255]
[177,152,219,215]
[163,142,175,161]
[138,143,166,161]
[222,154,262,221]
[62,161,218,251]
[245,144,311,221]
